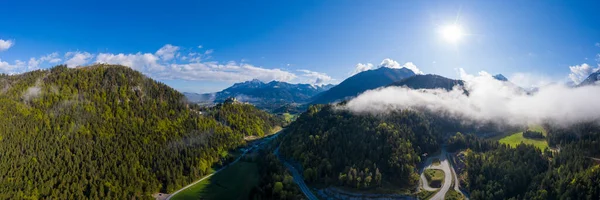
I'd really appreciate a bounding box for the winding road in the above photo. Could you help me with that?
[274,147,319,200]
[419,147,468,200]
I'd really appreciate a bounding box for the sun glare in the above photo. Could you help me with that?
[440,24,463,43]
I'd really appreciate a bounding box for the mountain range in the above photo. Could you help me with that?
[184,80,334,110]
[310,67,416,104]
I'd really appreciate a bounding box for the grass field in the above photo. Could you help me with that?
[446,190,465,200]
[170,161,259,200]
[498,125,549,150]
[424,169,444,182]
[282,113,297,123]
[416,190,436,200]
[499,132,549,150]
[424,169,444,188]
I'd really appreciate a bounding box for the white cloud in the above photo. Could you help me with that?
[345,69,600,127]
[96,52,164,72]
[595,42,600,47]
[401,62,424,75]
[380,58,424,74]
[0,59,21,74]
[65,52,93,68]
[0,39,14,51]
[163,62,297,83]
[197,45,203,49]
[350,59,424,77]
[40,52,62,63]
[27,58,40,71]
[297,69,333,85]
[0,44,334,86]
[509,73,553,88]
[155,44,180,61]
[350,63,374,76]
[568,63,599,84]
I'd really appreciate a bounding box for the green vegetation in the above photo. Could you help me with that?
[446,190,465,200]
[499,132,549,149]
[170,161,259,200]
[204,100,284,137]
[0,65,282,199]
[424,169,444,188]
[448,123,600,199]
[416,190,436,200]
[280,104,441,190]
[282,112,297,123]
[496,125,549,150]
[251,149,304,199]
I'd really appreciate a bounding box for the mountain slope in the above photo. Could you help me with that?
[311,67,415,104]
[0,65,280,199]
[578,71,600,86]
[185,80,334,110]
[388,74,464,90]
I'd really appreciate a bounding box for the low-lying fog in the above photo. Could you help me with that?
[345,69,600,127]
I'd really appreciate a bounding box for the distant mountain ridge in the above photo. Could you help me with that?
[185,79,334,110]
[578,71,600,86]
[311,67,416,104]
[388,74,464,91]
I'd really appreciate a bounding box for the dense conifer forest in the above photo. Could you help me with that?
[0,65,282,199]
[279,105,441,189]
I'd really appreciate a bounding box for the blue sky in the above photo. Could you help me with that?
[1,0,599,93]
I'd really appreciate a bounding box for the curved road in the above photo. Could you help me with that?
[419,148,453,200]
[274,147,319,200]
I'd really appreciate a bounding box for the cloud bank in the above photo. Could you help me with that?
[568,63,599,84]
[351,58,424,76]
[0,43,334,85]
[345,69,600,127]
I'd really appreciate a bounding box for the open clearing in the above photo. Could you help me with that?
[424,169,445,188]
[499,132,549,149]
[170,161,259,200]
[498,125,549,150]
[424,169,444,182]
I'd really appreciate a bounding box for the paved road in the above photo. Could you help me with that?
[164,130,284,200]
[275,147,319,200]
[419,148,453,200]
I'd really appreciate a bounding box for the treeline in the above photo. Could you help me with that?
[523,130,544,139]
[0,65,276,199]
[449,124,600,200]
[279,105,440,189]
[250,148,304,200]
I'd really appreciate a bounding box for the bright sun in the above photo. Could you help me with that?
[440,24,463,43]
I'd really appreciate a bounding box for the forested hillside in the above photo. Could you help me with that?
[0,65,277,199]
[203,99,284,137]
[279,105,440,189]
[449,124,600,200]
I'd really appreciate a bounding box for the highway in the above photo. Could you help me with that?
[274,147,319,200]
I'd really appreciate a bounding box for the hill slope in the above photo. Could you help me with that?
[311,67,415,104]
[0,65,279,199]
[578,71,600,86]
[388,74,464,90]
